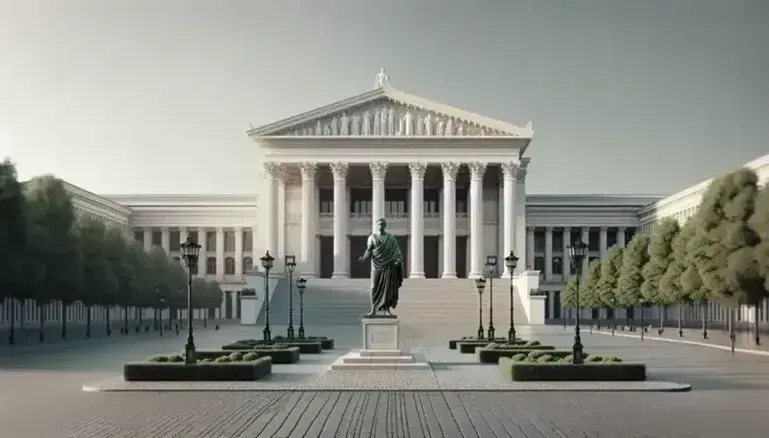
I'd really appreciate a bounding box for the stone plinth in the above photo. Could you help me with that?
[329,317,430,370]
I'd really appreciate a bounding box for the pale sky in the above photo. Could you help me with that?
[1,0,767,195]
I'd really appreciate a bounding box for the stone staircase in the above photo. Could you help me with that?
[257,278,370,326]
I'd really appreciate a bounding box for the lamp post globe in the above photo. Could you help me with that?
[260,251,275,342]
[474,277,486,340]
[504,251,519,343]
[285,255,297,339]
[567,239,588,364]
[485,255,498,340]
[296,277,307,339]
[180,237,201,364]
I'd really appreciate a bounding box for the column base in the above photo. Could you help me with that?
[441,272,457,279]
[468,271,483,279]
[301,273,318,279]
[331,273,349,279]
[408,272,425,279]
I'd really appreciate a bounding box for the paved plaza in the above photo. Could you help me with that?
[2,324,769,437]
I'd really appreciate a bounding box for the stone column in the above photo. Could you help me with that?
[263,161,283,257]
[441,162,460,278]
[617,227,626,247]
[409,162,427,278]
[526,227,535,270]
[299,162,318,277]
[331,162,349,278]
[234,227,244,276]
[599,227,608,259]
[501,162,518,276]
[143,227,152,252]
[197,229,207,276]
[369,162,388,232]
[544,227,553,281]
[514,158,530,274]
[562,227,571,278]
[580,227,590,276]
[161,228,170,253]
[216,228,225,280]
[468,161,487,278]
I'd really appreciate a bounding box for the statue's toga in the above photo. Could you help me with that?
[358,218,403,317]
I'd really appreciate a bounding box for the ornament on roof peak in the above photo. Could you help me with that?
[374,68,390,89]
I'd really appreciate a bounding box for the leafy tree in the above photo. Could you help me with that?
[104,228,131,336]
[23,176,81,342]
[751,184,769,292]
[0,158,27,344]
[642,218,680,332]
[596,245,623,332]
[660,220,696,337]
[583,260,603,325]
[76,217,117,338]
[617,235,650,330]
[720,169,765,345]
[562,276,578,326]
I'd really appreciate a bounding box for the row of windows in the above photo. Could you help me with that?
[532,256,601,274]
[133,229,254,252]
[175,256,255,275]
[531,228,636,252]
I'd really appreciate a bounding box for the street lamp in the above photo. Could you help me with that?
[159,295,166,337]
[260,251,275,342]
[297,277,307,339]
[180,237,201,364]
[285,255,297,339]
[474,277,486,340]
[485,255,498,340]
[504,251,519,343]
[567,238,588,364]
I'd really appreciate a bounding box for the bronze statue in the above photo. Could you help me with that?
[358,217,403,317]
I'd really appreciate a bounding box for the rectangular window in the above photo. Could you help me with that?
[152,231,162,247]
[243,231,253,252]
[225,231,235,252]
[133,230,143,243]
[206,231,216,250]
[170,231,181,251]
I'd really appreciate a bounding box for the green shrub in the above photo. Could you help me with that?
[229,352,243,361]
[214,356,231,363]
[601,355,623,363]
[148,355,169,363]
[527,350,547,360]
[168,355,184,363]
[587,355,603,363]
[511,353,527,361]
[271,343,289,349]
[525,340,540,347]
[536,354,555,363]
[243,352,258,362]
[486,343,500,349]
[201,358,213,363]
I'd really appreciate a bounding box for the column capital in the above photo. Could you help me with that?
[263,161,285,179]
[516,157,531,183]
[617,226,626,231]
[468,161,487,180]
[299,162,318,180]
[501,161,520,180]
[408,162,427,180]
[330,162,349,180]
[440,161,461,180]
[600,226,608,232]
[233,226,243,232]
[369,161,388,181]
[527,226,536,233]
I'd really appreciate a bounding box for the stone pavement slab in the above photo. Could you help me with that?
[592,326,769,355]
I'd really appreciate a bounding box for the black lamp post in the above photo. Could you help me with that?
[485,255,498,340]
[180,237,201,364]
[474,277,486,339]
[504,251,519,343]
[567,238,588,365]
[297,277,307,339]
[285,255,297,339]
[260,251,275,342]
[159,295,165,337]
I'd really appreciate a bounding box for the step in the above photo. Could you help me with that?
[329,351,431,371]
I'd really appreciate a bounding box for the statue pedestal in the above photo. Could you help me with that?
[329,317,430,371]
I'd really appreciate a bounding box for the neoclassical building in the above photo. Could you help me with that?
[2,71,768,331]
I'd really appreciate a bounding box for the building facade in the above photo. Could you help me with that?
[2,71,769,331]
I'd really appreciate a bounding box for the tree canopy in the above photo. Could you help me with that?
[596,245,623,308]
[616,235,649,308]
[583,260,603,308]
[562,276,578,309]
[641,218,680,306]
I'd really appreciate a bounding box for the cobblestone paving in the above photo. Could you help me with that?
[2,325,769,437]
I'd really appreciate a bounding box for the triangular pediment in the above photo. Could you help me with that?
[247,84,532,138]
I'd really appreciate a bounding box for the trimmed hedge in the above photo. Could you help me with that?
[124,356,272,381]
[448,337,509,350]
[196,348,300,364]
[273,335,335,350]
[458,340,551,354]
[478,348,576,364]
[499,355,646,381]
[223,339,323,354]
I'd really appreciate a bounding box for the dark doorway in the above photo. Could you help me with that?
[544,291,551,319]
[456,236,468,278]
[319,236,333,278]
[350,236,370,278]
[424,236,439,278]
[553,291,562,319]
[225,292,232,319]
